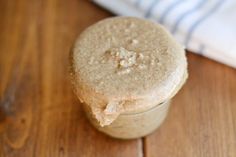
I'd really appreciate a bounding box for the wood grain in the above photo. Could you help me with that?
[144,53,236,157]
[0,0,235,157]
[0,0,141,157]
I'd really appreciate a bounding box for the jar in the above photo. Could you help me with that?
[70,17,188,139]
[83,100,171,139]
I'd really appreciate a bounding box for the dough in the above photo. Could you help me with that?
[70,17,188,126]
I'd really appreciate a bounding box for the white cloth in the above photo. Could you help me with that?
[93,0,236,68]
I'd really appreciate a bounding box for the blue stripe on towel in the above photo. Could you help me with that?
[158,0,184,24]
[135,0,143,7]
[145,0,161,18]
[185,0,224,46]
[171,0,206,34]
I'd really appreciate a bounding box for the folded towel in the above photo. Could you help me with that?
[93,0,236,68]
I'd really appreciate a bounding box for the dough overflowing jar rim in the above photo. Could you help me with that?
[121,100,170,116]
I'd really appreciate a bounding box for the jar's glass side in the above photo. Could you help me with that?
[83,100,171,139]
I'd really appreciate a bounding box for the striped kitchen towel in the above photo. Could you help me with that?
[93,0,236,68]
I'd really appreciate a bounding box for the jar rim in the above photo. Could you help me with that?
[121,100,170,116]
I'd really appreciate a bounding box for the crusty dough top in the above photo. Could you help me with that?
[71,17,187,126]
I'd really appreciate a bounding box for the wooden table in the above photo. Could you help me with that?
[0,1,236,157]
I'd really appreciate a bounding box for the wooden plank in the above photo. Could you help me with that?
[0,0,142,157]
[144,53,236,157]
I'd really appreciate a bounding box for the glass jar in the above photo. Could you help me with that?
[83,100,171,139]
